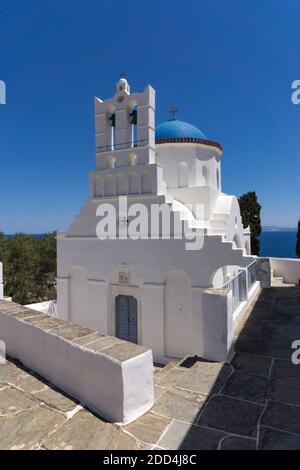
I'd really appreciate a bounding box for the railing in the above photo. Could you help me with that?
[223,270,247,311]
[223,260,257,312]
[96,139,149,153]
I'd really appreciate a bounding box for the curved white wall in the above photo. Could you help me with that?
[155,143,221,190]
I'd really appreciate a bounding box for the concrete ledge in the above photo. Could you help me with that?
[0,300,154,424]
[270,257,300,285]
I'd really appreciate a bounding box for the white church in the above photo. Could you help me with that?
[57,77,259,363]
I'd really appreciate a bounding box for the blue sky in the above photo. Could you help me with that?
[0,0,299,233]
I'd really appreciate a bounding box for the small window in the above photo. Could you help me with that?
[130,107,138,147]
[108,113,115,127]
[130,109,137,125]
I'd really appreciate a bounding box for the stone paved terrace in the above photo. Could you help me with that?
[1,278,300,450]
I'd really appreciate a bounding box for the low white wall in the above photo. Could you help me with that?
[202,280,261,362]
[271,257,300,285]
[0,302,154,424]
[25,300,57,316]
[202,287,233,362]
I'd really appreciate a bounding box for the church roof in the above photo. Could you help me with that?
[155,119,223,151]
[155,119,207,140]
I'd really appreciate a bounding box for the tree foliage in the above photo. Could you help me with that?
[238,191,262,256]
[0,232,56,304]
[296,219,300,258]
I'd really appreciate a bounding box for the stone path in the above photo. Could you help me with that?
[0,279,300,449]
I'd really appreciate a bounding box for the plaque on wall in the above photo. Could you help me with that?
[119,270,130,284]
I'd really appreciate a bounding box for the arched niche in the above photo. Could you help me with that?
[141,171,152,194]
[107,156,116,169]
[105,175,116,196]
[94,175,104,197]
[178,162,189,188]
[129,172,139,194]
[128,153,137,167]
[117,173,128,195]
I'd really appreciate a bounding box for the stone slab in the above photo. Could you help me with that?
[11,311,41,320]
[11,374,48,394]
[0,404,65,450]
[86,336,122,352]
[231,353,271,378]
[261,400,300,435]
[175,361,232,395]
[272,358,300,381]
[155,367,187,390]
[198,395,263,437]
[0,386,38,415]
[220,435,256,450]
[235,335,291,359]
[124,411,171,445]
[44,410,139,450]
[221,371,269,404]
[34,387,78,412]
[152,388,207,424]
[0,361,25,383]
[270,377,300,405]
[103,341,149,362]
[72,332,105,347]
[20,313,47,323]
[159,421,225,450]
[23,317,64,331]
[48,323,94,341]
[259,426,300,450]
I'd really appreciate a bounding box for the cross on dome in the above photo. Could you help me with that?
[169,105,179,120]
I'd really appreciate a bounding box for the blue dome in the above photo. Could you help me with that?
[155,119,207,140]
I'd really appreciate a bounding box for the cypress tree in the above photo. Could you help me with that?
[238,191,262,256]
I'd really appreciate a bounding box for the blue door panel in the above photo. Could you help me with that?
[116,295,137,344]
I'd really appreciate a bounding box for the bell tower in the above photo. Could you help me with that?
[91,77,164,198]
[95,77,155,160]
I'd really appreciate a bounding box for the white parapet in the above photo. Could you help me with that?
[202,287,234,362]
[24,300,57,316]
[0,300,154,424]
[270,257,300,285]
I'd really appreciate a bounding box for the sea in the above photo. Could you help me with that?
[5,231,299,259]
[260,230,298,259]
